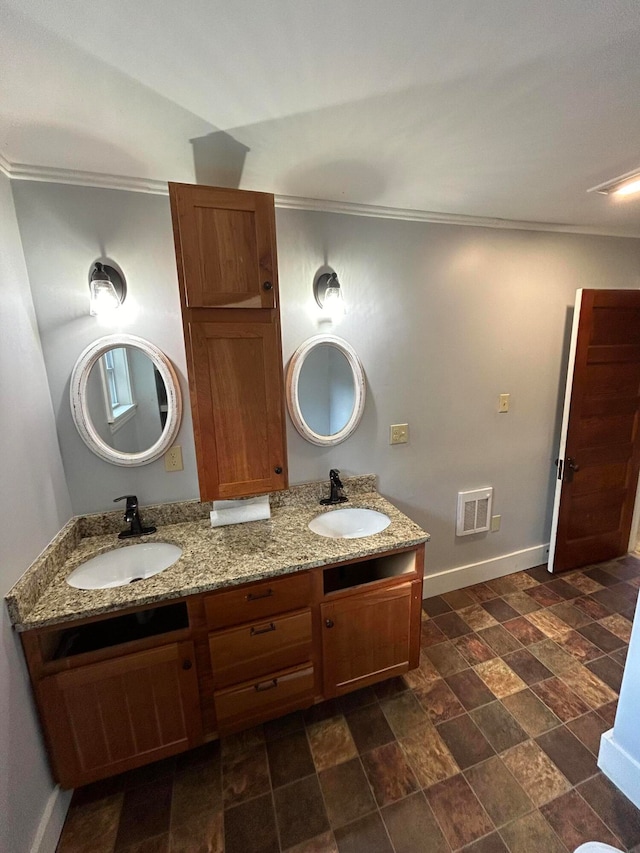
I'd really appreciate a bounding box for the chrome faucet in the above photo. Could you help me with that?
[114,495,157,539]
[320,469,348,506]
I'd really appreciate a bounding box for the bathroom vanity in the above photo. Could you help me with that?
[6,479,428,789]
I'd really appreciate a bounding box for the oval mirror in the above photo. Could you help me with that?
[70,334,182,466]
[286,335,366,446]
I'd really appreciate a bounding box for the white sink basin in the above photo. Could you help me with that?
[308,508,391,539]
[66,542,182,590]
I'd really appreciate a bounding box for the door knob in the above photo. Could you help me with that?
[325,619,334,628]
[182,660,192,671]
[274,466,283,474]
[263,281,273,291]
[566,457,580,472]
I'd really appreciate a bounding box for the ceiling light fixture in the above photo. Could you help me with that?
[588,169,640,198]
[89,262,127,316]
[314,271,346,322]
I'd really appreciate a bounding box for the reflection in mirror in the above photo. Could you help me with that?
[85,347,168,453]
[286,335,366,446]
[71,334,182,467]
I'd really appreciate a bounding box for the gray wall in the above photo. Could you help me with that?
[12,181,640,578]
[0,174,73,853]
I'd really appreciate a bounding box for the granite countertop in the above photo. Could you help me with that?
[6,476,430,632]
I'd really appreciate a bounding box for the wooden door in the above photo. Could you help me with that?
[169,183,278,309]
[188,318,288,498]
[549,289,640,572]
[321,580,418,697]
[38,642,202,788]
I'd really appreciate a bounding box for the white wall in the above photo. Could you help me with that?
[0,174,73,853]
[11,181,640,580]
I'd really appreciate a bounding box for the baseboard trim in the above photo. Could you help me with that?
[598,729,640,810]
[30,785,72,853]
[422,544,550,598]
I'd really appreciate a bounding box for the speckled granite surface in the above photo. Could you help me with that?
[6,476,429,632]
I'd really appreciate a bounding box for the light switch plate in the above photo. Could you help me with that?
[491,514,501,532]
[498,393,510,413]
[390,424,409,445]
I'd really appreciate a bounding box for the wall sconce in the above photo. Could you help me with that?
[314,271,346,322]
[89,262,127,316]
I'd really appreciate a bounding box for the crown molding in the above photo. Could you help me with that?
[3,156,637,237]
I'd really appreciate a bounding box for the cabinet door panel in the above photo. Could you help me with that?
[321,582,413,697]
[170,183,277,309]
[39,642,201,787]
[189,321,287,498]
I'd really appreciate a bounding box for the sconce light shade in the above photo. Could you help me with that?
[314,271,346,322]
[89,262,126,316]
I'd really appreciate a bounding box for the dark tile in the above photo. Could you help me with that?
[470,701,528,752]
[541,787,622,851]
[415,678,466,724]
[502,591,542,616]
[584,567,623,587]
[526,565,553,583]
[334,812,393,853]
[319,757,376,829]
[567,711,610,755]
[121,834,170,853]
[420,619,448,647]
[502,649,552,685]
[502,617,546,646]
[115,780,172,850]
[304,699,341,725]
[381,792,448,853]
[598,700,618,727]
[337,686,377,714]
[579,773,640,848]
[379,690,428,738]
[442,589,477,610]
[170,812,222,853]
[70,774,126,809]
[446,669,496,710]
[222,743,270,806]
[536,725,598,784]
[481,598,520,623]
[373,676,408,701]
[501,689,561,737]
[499,810,566,853]
[477,625,522,656]
[454,633,497,665]
[267,729,315,788]
[274,775,330,850]
[525,585,563,607]
[120,757,176,791]
[437,714,495,769]
[586,656,624,693]
[58,794,123,853]
[345,703,395,753]
[465,756,532,827]
[548,601,591,628]
[486,576,521,595]
[283,831,337,853]
[560,630,603,664]
[425,773,494,849]
[462,832,509,853]
[466,582,499,603]
[608,557,640,579]
[224,793,279,853]
[528,639,577,676]
[263,710,305,742]
[574,595,612,620]
[578,622,625,653]
[531,677,590,722]
[171,760,222,830]
[175,740,220,773]
[422,595,453,617]
[545,578,581,600]
[592,586,636,620]
[433,611,474,639]
[361,741,419,806]
[610,646,628,667]
[424,641,469,676]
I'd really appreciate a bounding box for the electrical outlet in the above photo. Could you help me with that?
[165,445,183,472]
[390,424,409,445]
[490,514,501,532]
[498,393,510,413]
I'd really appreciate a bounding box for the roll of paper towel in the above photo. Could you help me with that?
[210,495,271,527]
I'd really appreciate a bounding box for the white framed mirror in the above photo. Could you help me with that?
[70,334,183,466]
[286,335,366,446]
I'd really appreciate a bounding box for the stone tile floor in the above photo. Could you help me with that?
[57,557,640,852]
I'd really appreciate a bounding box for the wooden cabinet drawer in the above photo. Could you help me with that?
[204,572,311,629]
[214,662,314,733]
[209,609,311,688]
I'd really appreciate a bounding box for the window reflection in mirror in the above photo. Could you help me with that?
[297,345,355,436]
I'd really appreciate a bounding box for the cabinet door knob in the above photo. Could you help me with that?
[182,660,192,671]
[325,619,334,628]
[274,466,283,474]
[263,281,273,291]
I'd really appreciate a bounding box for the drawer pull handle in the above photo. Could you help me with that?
[246,589,273,602]
[250,622,276,636]
[254,678,278,692]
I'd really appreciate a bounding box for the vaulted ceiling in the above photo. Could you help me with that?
[2,0,640,234]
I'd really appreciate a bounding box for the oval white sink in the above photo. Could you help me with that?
[308,508,391,539]
[66,542,182,590]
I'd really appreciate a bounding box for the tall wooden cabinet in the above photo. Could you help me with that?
[169,183,288,500]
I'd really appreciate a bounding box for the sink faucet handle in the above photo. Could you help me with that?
[114,495,138,507]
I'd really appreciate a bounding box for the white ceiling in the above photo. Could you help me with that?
[2,0,640,234]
